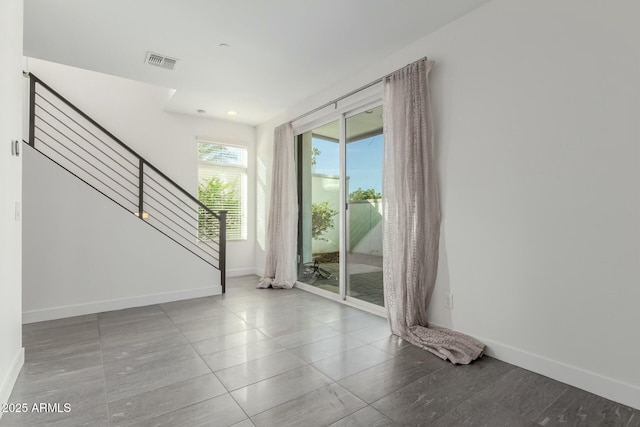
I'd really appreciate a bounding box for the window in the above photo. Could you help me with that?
[197,141,247,240]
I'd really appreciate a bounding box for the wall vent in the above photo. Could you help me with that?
[145,52,178,71]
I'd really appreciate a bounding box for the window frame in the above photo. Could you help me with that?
[197,140,248,241]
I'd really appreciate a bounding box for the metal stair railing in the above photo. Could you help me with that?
[24,72,227,292]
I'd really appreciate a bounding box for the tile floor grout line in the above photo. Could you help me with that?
[117,373,232,427]
[104,302,234,426]
[310,347,394,383]
[222,282,317,426]
[214,352,308,393]
[244,371,345,424]
[215,282,359,424]
[142,395,238,427]
[97,310,114,427]
[161,294,256,426]
[159,299,224,379]
[100,305,186,408]
[340,361,442,406]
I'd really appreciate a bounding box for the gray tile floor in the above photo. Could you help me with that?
[2,275,638,426]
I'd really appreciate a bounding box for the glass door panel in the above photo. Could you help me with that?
[345,106,384,306]
[297,120,341,295]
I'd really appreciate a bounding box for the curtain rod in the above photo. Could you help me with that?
[289,56,428,124]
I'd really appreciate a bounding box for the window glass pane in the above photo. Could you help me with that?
[346,105,384,307]
[198,143,246,166]
[197,142,247,240]
[297,120,341,294]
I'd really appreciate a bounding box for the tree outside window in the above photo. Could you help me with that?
[197,141,247,240]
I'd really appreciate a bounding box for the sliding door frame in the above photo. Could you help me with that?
[294,97,386,317]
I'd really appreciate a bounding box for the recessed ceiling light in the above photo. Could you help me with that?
[219,43,230,48]
[226,111,238,116]
[196,109,206,114]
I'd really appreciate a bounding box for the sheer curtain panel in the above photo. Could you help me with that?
[258,123,298,289]
[383,59,484,364]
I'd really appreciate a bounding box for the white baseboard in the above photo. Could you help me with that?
[22,286,222,324]
[227,268,261,277]
[479,335,640,410]
[253,268,264,277]
[0,347,24,420]
[429,321,640,410]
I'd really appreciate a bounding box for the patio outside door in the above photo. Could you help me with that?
[296,105,384,313]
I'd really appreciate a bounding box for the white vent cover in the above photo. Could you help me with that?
[145,52,178,70]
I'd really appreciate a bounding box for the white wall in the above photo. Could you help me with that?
[0,0,24,414]
[349,200,383,256]
[24,58,257,280]
[22,147,221,322]
[256,0,640,409]
[311,174,341,254]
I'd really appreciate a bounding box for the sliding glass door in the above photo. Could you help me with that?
[296,105,384,312]
[345,106,384,306]
[297,120,341,295]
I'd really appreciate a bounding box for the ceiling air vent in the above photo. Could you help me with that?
[145,52,178,71]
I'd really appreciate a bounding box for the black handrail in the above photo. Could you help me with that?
[26,72,221,220]
[25,72,227,293]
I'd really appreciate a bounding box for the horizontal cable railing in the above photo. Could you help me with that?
[25,73,227,292]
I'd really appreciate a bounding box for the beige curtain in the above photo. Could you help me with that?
[258,123,298,289]
[383,59,484,364]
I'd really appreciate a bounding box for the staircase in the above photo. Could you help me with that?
[24,73,227,292]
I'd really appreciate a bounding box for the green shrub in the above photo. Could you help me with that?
[198,176,240,240]
[349,187,381,201]
[311,201,338,241]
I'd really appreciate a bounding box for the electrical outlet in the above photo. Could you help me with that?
[445,294,454,309]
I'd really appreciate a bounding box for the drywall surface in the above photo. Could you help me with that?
[256,0,640,408]
[0,0,24,414]
[22,147,221,320]
[23,58,257,277]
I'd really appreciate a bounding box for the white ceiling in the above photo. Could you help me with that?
[23,0,491,126]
